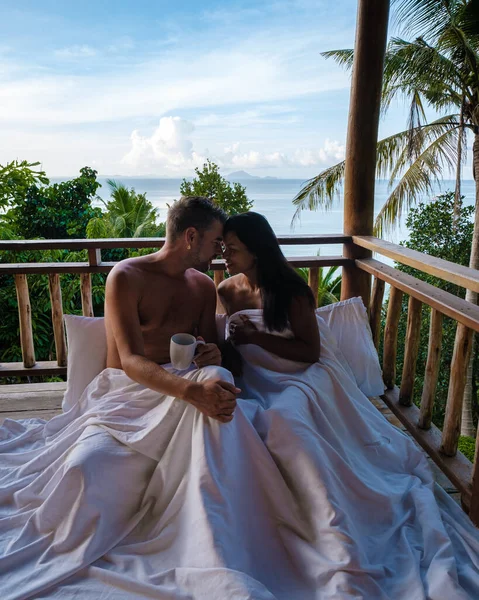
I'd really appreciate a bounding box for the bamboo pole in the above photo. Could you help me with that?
[383,286,403,389]
[80,273,94,317]
[214,270,226,314]
[441,323,474,456]
[48,274,67,367]
[399,297,422,406]
[308,267,320,307]
[14,274,36,368]
[418,309,443,429]
[369,277,385,349]
[341,0,390,304]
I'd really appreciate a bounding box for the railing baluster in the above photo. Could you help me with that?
[441,323,474,456]
[308,267,320,307]
[214,269,226,314]
[48,274,67,367]
[369,277,385,349]
[383,286,403,389]
[14,274,36,368]
[399,296,422,406]
[470,434,479,525]
[80,273,94,317]
[418,309,443,429]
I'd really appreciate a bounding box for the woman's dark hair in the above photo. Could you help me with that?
[224,212,315,331]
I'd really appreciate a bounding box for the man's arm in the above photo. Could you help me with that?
[105,266,238,422]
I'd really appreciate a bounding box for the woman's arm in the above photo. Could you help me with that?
[232,295,320,363]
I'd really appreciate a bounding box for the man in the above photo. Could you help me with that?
[105,195,239,423]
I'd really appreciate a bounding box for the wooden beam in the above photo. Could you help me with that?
[0,234,351,251]
[356,258,479,333]
[383,286,403,389]
[399,297,422,406]
[308,267,320,307]
[441,324,474,456]
[0,256,353,275]
[14,274,36,368]
[0,361,66,377]
[353,236,479,293]
[419,309,443,430]
[381,387,473,511]
[341,0,390,305]
[369,277,385,349]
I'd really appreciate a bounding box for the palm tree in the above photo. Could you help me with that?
[293,0,478,435]
[297,265,342,307]
[87,180,164,239]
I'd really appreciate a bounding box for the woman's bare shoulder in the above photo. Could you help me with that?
[217,275,242,298]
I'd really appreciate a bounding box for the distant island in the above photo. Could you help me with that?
[227,170,278,181]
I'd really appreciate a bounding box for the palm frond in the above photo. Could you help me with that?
[374,124,461,236]
[321,49,354,70]
[291,162,345,226]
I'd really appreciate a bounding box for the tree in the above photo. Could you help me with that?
[380,192,476,426]
[3,167,102,239]
[292,0,479,435]
[180,160,253,215]
[86,179,165,239]
[0,160,49,211]
[297,266,342,306]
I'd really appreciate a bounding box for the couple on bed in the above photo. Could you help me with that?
[1,196,479,600]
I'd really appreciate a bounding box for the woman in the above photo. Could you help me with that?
[218,211,320,364]
[217,211,479,599]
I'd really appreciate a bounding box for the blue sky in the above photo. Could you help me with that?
[0,0,472,178]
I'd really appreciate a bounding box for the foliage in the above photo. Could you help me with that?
[297,266,342,306]
[378,192,477,426]
[180,160,253,215]
[458,435,476,462]
[292,0,479,235]
[3,167,102,239]
[87,179,165,239]
[0,160,49,211]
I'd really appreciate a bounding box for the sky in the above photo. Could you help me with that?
[0,0,473,179]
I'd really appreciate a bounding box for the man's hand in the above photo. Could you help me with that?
[185,379,241,423]
[194,337,222,368]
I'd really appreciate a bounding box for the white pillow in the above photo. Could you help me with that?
[63,315,107,412]
[316,297,385,397]
[63,314,229,411]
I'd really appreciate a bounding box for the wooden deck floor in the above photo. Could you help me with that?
[0,382,463,505]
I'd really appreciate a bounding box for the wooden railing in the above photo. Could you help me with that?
[2,234,479,525]
[0,235,351,377]
[353,235,479,526]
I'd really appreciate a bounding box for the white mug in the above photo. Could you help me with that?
[170,334,206,370]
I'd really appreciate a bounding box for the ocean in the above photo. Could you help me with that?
[90,177,476,260]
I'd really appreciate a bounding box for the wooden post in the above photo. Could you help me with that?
[418,309,443,429]
[470,430,479,525]
[48,274,67,367]
[441,323,474,456]
[14,274,36,368]
[399,297,422,406]
[383,286,403,389]
[80,273,94,317]
[88,248,101,267]
[308,267,320,307]
[369,277,385,349]
[341,0,390,305]
[214,270,226,314]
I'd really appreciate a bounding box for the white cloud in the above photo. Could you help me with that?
[120,116,345,175]
[121,117,206,174]
[54,45,97,59]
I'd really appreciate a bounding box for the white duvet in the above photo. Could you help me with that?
[0,309,478,599]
